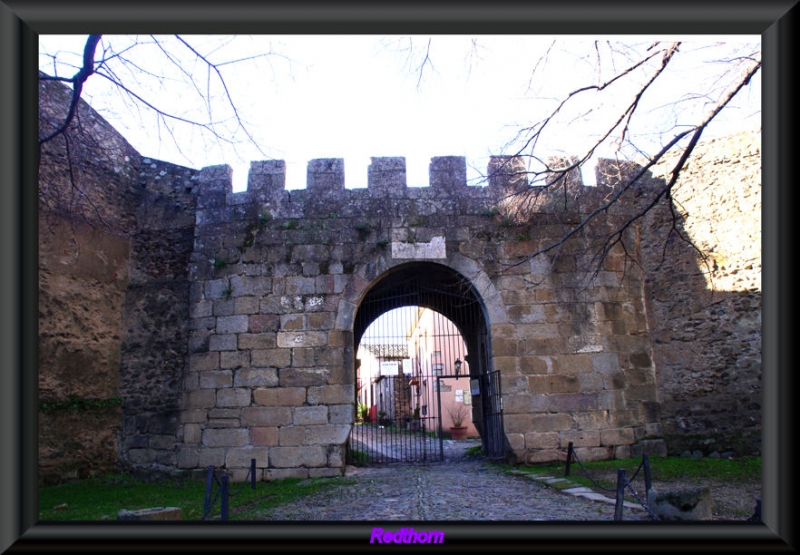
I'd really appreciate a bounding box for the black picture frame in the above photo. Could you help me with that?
[1,1,794,552]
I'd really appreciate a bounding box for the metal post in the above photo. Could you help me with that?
[436,376,443,461]
[565,442,574,477]
[643,454,652,495]
[203,465,214,517]
[221,475,229,521]
[250,458,256,490]
[614,468,626,521]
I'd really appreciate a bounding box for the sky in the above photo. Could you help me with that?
[38,35,761,192]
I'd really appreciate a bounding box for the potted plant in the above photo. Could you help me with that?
[445,402,470,440]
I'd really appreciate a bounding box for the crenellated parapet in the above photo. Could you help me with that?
[194,155,654,225]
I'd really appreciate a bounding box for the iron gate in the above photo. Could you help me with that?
[480,369,504,459]
[347,267,505,465]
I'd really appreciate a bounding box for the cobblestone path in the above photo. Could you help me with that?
[254,440,648,522]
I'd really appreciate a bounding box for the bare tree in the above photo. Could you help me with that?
[394,38,761,278]
[499,40,759,278]
[38,34,287,233]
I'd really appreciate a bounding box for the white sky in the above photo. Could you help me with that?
[39,35,761,192]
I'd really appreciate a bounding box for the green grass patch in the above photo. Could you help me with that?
[510,455,761,487]
[39,472,353,522]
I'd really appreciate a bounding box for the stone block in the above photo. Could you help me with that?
[525,431,559,449]
[220,350,249,369]
[118,507,183,521]
[502,393,547,414]
[239,333,278,351]
[304,424,351,445]
[235,368,279,388]
[216,388,252,407]
[225,447,269,469]
[183,423,201,444]
[506,433,525,451]
[190,352,220,372]
[277,331,327,348]
[600,427,635,446]
[547,393,598,412]
[270,446,327,468]
[235,296,260,315]
[177,447,198,468]
[198,448,225,468]
[199,370,233,389]
[647,486,713,521]
[279,368,329,387]
[529,413,574,433]
[279,426,306,446]
[251,348,291,368]
[253,387,306,406]
[573,446,613,462]
[293,406,328,425]
[559,430,600,448]
[251,427,279,446]
[328,404,354,424]
[202,428,249,447]
[526,449,566,465]
[184,390,216,409]
[528,375,580,394]
[307,384,354,405]
[217,315,249,334]
[309,467,345,478]
[241,406,292,427]
[291,347,315,367]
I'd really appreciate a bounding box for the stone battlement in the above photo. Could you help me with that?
[195,155,652,222]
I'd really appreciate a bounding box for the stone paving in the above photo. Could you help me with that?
[255,440,650,522]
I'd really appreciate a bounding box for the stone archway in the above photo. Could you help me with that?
[348,262,504,464]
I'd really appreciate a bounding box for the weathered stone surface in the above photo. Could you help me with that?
[117,507,183,521]
[647,486,713,521]
[38,79,760,483]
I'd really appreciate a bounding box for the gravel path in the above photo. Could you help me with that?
[254,440,649,522]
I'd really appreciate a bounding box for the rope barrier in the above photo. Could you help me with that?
[619,471,660,521]
[200,459,257,521]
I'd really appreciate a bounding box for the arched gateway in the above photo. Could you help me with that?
[38,81,761,485]
[117,154,668,481]
[350,262,504,464]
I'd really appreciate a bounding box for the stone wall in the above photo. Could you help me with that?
[161,154,666,479]
[38,78,140,484]
[38,78,761,483]
[38,79,199,483]
[642,129,762,456]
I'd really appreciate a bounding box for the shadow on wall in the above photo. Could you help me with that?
[641,130,761,457]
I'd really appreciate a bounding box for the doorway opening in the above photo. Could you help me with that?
[347,263,504,465]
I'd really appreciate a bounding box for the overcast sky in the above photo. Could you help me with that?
[39,35,761,192]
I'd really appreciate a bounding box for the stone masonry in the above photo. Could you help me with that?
[38,79,761,483]
[170,154,669,480]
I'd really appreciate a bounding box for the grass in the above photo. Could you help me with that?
[507,455,761,491]
[39,471,354,522]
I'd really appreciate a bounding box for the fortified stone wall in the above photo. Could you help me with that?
[38,80,761,484]
[642,129,762,456]
[38,79,200,483]
[163,154,665,480]
[38,78,140,484]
